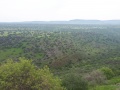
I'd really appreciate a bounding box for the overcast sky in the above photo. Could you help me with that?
[0,0,120,22]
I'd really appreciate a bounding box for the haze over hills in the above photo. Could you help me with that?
[19,19,120,24]
[1,19,119,24]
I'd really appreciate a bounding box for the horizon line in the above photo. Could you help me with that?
[0,19,120,23]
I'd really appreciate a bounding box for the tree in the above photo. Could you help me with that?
[0,58,65,90]
[100,67,115,79]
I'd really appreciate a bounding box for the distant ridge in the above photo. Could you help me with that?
[1,19,120,24]
[23,19,120,24]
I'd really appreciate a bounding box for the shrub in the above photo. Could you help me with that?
[112,68,120,76]
[83,70,106,86]
[100,67,115,79]
[62,73,88,90]
[0,58,65,90]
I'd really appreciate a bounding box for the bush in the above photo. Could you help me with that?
[62,73,88,90]
[0,58,65,90]
[112,68,120,76]
[83,70,106,86]
[100,67,115,79]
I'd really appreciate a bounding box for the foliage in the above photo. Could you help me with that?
[0,58,65,90]
[0,24,120,89]
[89,75,120,90]
[62,73,88,90]
[107,76,120,85]
[0,24,120,70]
[90,85,117,90]
[83,70,106,86]
[100,67,115,79]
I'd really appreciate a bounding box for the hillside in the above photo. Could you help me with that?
[0,23,120,90]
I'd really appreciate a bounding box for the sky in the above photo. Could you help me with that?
[0,0,120,22]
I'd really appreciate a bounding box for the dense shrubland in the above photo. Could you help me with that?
[0,58,65,90]
[0,24,120,89]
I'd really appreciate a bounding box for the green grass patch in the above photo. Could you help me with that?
[107,76,120,85]
[89,76,120,90]
[90,85,117,90]
[0,48,23,61]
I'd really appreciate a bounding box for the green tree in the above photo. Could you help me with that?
[0,58,65,90]
[100,67,115,79]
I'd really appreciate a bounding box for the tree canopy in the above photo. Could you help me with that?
[0,58,65,90]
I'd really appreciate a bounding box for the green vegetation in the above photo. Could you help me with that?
[90,85,117,90]
[90,76,120,90]
[0,48,23,61]
[62,73,88,90]
[100,67,115,79]
[83,70,106,86]
[0,24,120,89]
[0,58,65,90]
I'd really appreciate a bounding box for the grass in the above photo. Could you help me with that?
[90,85,117,90]
[107,76,120,85]
[89,76,120,90]
[0,48,23,61]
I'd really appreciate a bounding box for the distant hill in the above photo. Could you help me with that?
[1,19,120,24]
[24,19,120,24]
